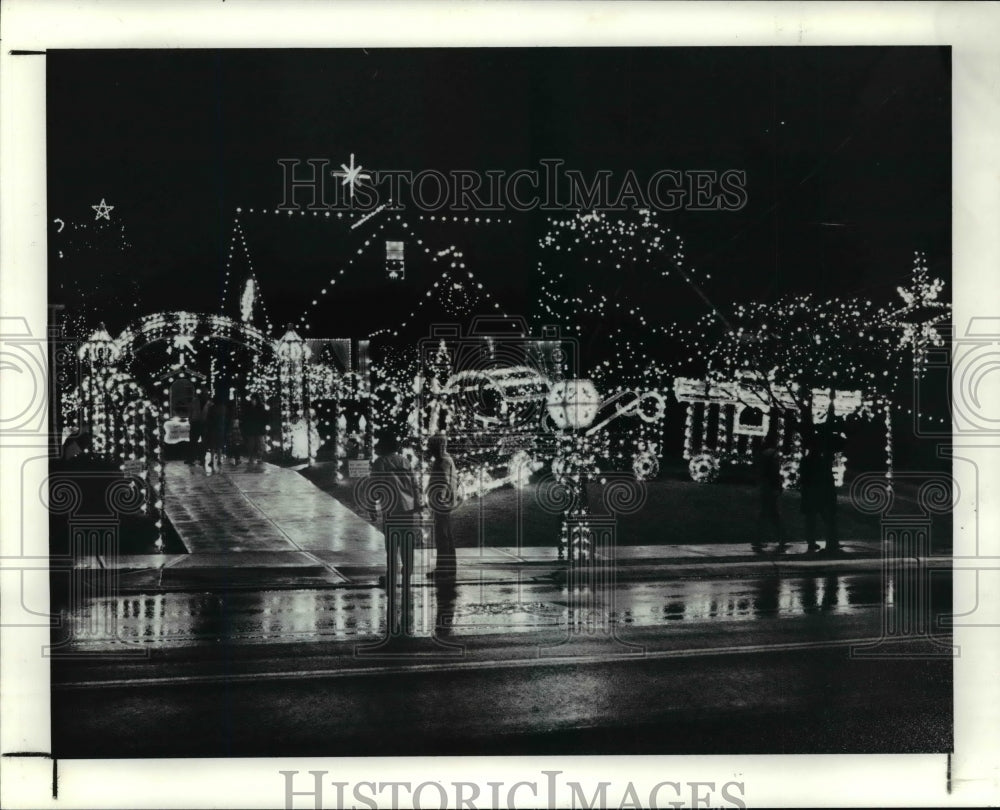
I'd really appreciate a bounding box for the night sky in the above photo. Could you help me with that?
[46,47,951,340]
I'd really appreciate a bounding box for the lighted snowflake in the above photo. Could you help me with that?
[889,251,949,365]
[333,153,371,200]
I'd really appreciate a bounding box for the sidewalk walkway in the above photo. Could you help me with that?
[77,461,943,593]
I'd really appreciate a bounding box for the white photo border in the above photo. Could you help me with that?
[2,1,998,807]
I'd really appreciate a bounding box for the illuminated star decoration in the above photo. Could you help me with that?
[91,198,114,221]
[333,153,371,200]
[170,334,197,368]
[888,251,949,369]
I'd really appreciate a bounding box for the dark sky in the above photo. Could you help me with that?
[47,47,950,338]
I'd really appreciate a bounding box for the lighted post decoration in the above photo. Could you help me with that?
[121,394,166,549]
[275,325,313,461]
[335,412,348,480]
[77,323,121,454]
[546,380,601,562]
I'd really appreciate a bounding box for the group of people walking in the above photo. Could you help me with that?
[187,392,269,469]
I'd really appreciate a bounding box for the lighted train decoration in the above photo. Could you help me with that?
[672,374,863,487]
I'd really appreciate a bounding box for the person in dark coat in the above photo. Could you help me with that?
[426,434,460,574]
[226,396,244,466]
[371,432,421,635]
[799,426,840,554]
[242,393,267,464]
[753,425,785,553]
[187,393,207,465]
[204,396,227,470]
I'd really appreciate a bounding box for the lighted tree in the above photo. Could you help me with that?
[533,209,698,476]
[689,294,903,422]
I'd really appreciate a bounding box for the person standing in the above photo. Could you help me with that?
[371,433,421,634]
[799,427,840,554]
[243,393,267,465]
[426,434,460,574]
[204,396,227,471]
[227,395,244,466]
[752,427,786,553]
[187,393,207,465]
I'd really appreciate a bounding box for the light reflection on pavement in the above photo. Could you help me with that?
[57,572,933,649]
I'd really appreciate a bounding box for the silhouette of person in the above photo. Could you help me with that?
[753,425,786,553]
[371,432,421,636]
[426,434,460,575]
[242,393,267,464]
[187,393,207,465]
[204,396,227,471]
[799,426,840,554]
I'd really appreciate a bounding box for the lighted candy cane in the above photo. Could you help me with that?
[584,390,667,437]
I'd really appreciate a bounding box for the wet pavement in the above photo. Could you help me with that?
[163,459,383,555]
[56,570,951,651]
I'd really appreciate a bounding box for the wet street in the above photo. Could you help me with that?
[51,571,953,757]
[56,570,942,648]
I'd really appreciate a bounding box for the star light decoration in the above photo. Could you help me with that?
[53,204,135,331]
[91,198,114,220]
[888,251,949,370]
